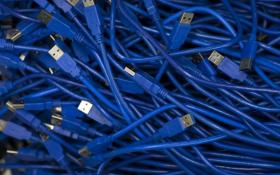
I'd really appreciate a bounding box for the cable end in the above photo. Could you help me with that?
[67,0,80,6]
[44,123,55,130]
[83,0,95,7]
[240,58,253,71]
[124,67,135,76]
[19,53,27,61]
[182,114,194,127]
[37,10,52,24]
[48,45,64,61]
[0,120,7,132]
[79,146,91,157]
[6,101,16,112]
[6,29,21,41]
[208,50,224,66]
[6,150,18,155]
[78,100,93,115]
[50,114,63,126]
[180,13,194,24]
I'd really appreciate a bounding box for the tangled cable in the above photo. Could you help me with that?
[0,0,280,174]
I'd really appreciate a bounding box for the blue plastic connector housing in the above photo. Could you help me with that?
[42,138,69,169]
[78,100,112,126]
[240,40,257,71]
[48,45,81,78]
[0,120,32,140]
[124,67,168,99]
[8,147,52,161]
[36,52,60,69]
[79,136,111,157]
[52,0,72,13]
[83,0,103,36]
[37,10,84,42]
[0,52,30,70]
[33,0,56,13]
[66,0,84,15]
[6,21,40,41]
[156,114,195,139]
[208,51,247,82]
[115,76,145,94]
[44,123,91,142]
[0,80,13,96]
[169,12,194,51]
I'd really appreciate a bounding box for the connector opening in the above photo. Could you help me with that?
[37,10,52,24]
[182,114,194,127]
[51,115,63,126]
[0,120,7,131]
[48,45,64,61]
[208,50,224,66]
[78,100,93,114]
[124,67,135,76]
[83,0,95,7]
[79,147,91,157]
[180,13,194,24]
[6,29,21,41]
[67,0,80,6]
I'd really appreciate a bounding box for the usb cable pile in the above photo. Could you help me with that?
[0,0,280,174]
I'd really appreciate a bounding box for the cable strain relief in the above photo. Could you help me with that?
[74,32,85,43]
[0,40,14,50]
[159,88,168,99]
[6,81,14,91]
[57,156,67,167]
[91,155,105,166]
[152,131,162,140]
[151,12,160,22]
[245,78,255,87]
[95,34,103,45]
[67,10,76,20]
